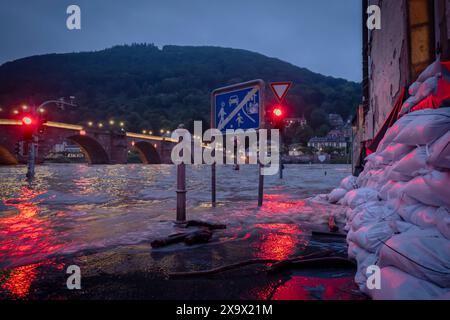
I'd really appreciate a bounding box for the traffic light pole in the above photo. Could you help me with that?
[25,106,37,180]
[279,128,284,179]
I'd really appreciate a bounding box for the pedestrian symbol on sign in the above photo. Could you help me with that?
[212,80,264,133]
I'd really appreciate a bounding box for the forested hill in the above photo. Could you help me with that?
[0,44,361,132]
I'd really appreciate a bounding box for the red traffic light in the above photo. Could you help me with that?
[273,107,283,117]
[22,116,33,125]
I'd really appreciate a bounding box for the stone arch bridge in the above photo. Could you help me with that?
[0,119,177,165]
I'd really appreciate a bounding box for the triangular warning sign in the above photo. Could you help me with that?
[270,82,292,101]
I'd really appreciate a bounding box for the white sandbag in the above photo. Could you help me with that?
[347,241,368,260]
[399,76,438,115]
[339,175,358,191]
[384,163,411,182]
[348,221,397,253]
[394,108,450,146]
[399,96,417,116]
[369,267,448,300]
[397,203,439,228]
[378,181,406,201]
[436,207,450,240]
[357,168,377,188]
[377,115,418,151]
[391,146,432,179]
[344,207,355,220]
[417,60,443,83]
[342,188,379,209]
[351,201,400,232]
[378,143,414,164]
[409,81,422,96]
[427,130,450,170]
[403,171,450,208]
[364,169,389,190]
[356,172,368,188]
[379,231,450,287]
[327,188,347,204]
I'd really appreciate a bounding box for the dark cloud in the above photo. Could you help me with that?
[0,0,362,81]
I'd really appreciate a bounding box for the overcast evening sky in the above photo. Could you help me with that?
[0,0,362,82]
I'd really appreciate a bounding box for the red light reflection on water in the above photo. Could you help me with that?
[0,259,65,299]
[253,223,307,260]
[260,194,307,216]
[0,187,63,288]
[271,275,358,300]
[0,262,42,299]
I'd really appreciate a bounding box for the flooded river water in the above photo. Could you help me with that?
[0,164,363,300]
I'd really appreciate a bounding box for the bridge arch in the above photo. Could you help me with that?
[67,135,110,164]
[132,141,161,164]
[0,145,18,165]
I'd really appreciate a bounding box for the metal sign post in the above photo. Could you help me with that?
[211,80,265,207]
[269,82,293,181]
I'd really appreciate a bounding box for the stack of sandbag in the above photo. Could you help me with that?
[327,110,450,298]
[400,60,450,115]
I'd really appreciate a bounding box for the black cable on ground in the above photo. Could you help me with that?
[167,250,356,279]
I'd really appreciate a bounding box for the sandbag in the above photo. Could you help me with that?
[342,188,379,209]
[351,202,400,232]
[402,171,450,208]
[347,241,368,260]
[391,147,432,179]
[417,60,444,83]
[427,130,450,169]
[339,175,358,191]
[377,114,417,152]
[364,169,389,190]
[369,267,449,300]
[379,231,450,287]
[378,181,406,201]
[394,108,450,146]
[409,81,422,96]
[384,164,411,182]
[378,143,414,164]
[400,76,439,115]
[327,188,347,204]
[349,221,397,253]
[399,203,439,228]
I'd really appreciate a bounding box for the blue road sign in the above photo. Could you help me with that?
[212,80,264,133]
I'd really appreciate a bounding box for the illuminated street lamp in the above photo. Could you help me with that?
[109,120,115,125]
[142,130,147,134]
[98,122,104,128]
[119,121,125,127]
[13,110,19,115]
[160,129,165,134]
[38,108,45,113]
[22,105,28,110]
[88,121,93,127]
[149,130,153,135]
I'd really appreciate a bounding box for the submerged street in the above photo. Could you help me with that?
[0,164,363,300]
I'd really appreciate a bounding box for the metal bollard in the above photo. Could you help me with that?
[26,140,35,180]
[175,124,187,224]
